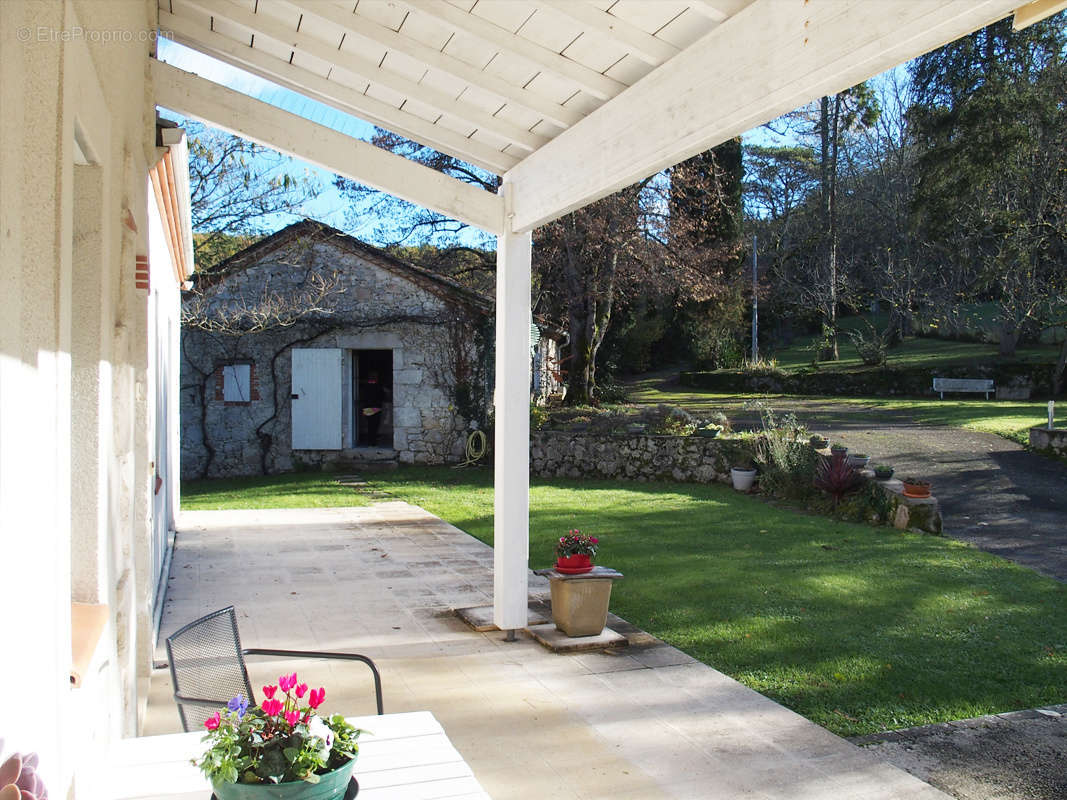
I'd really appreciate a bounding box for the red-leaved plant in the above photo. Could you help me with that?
[814,451,864,506]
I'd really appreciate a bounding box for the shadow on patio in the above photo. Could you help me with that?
[145,503,949,800]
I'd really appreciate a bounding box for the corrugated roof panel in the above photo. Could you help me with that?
[351,0,408,32]
[527,118,566,139]
[253,2,303,36]
[468,0,536,35]
[561,32,631,76]
[559,90,600,117]
[444,0,478,13]
[478,50,540,94]
[654,8,717,49]
[418,69,470,103]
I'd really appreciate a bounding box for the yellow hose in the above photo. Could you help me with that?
[454,429,488,468]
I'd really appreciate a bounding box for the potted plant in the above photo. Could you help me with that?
[900,477,932,498]
[197,673,363,800]
[809,434,829,449]
[873,465,894,480]
[555,529,598,574]
[847,452,870,469]
[829,442,848,456]
[694,423,722,438]
[730,459,757,492]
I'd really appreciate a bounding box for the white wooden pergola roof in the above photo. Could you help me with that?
[151,0,1053,630]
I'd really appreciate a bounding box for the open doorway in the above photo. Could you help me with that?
[354,349,393,448]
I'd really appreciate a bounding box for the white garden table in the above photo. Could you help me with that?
[106,711,491,800]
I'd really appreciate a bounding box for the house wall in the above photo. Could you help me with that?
[180,239,484,477]
[0,1,170,795]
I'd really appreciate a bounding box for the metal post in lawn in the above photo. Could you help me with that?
[751,234,758,364]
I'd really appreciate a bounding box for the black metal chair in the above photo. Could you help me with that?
[165,606,383,731]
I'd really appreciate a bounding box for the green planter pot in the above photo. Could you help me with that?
[213,759,356,800]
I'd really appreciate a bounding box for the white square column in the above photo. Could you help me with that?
[493,189,532,632]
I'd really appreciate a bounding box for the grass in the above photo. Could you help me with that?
[625,378,1050,446]
[182,472,374,510]
[757,313,1058,373]
[181,468,1067,737]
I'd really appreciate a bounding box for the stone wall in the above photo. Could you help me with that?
[1029,426,1067,457]
[181,238,484,478]
[530,431,942,534]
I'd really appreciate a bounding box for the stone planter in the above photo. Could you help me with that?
[542,567,624,637]
[730,467,757,491]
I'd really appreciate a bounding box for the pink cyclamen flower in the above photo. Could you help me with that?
[278,672,298,692]
[308,687,326,709]
[262,698,283,716]
[591,538,598,544]
[284,710,300,727]
[295,682,308,698]
[204,712,221,730]
[262,685,277,699]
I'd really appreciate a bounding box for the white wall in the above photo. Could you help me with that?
[0,1,162,795]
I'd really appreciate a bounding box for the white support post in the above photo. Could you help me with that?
[493,183,531,633]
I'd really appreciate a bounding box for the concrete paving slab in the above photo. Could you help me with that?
[147,503,953,800]
[526,623,628,652]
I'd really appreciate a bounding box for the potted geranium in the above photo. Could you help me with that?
[197,672,363,800]
[555,529,598,574]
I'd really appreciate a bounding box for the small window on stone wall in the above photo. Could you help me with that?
[215,362,257,405]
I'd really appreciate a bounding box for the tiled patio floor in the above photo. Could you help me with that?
[145,503,951,800]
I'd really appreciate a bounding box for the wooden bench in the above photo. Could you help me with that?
[932,377,994,400]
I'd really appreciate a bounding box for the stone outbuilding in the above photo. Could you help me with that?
[180,220,561,478]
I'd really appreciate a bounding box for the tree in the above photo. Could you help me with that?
[185,121,321,271]
[909,15,1067,356]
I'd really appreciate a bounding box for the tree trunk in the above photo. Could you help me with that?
[1054,335,1067,396]
[998,322,1019,357]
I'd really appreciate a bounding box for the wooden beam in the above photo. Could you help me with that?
[685,1,729,23]
[179,0,549,153]
[150,59,504,234]
[505,0,1018,232]
[160,11,518,174]
[394,0,628,99]
[535,1,681,66]
[283,1,586,128]
[1012,0,1067,29]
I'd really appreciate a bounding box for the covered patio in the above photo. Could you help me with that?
[144,503,951,799]
[4,0,1066,797]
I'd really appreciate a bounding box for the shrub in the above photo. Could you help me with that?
[754,407,816,501]
[530,405,549,431]
[644,404,698,436]
[814,451,865,506]
[846,320,889,366]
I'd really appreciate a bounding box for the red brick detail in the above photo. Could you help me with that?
[134,254,149,290]
[214,361,259,405]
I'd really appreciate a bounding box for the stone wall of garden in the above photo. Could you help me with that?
[1029,426,1067,457]
[530,430,942,535]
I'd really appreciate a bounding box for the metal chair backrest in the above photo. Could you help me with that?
[165,606,256,732]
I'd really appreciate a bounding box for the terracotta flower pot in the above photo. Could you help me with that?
[556,554,593,574]
[901,480,931,498]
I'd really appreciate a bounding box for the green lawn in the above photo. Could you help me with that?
[182,471,374,510]
[181,468,1067,737]
[767,316,1058,372]
[625,378,1049,446]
